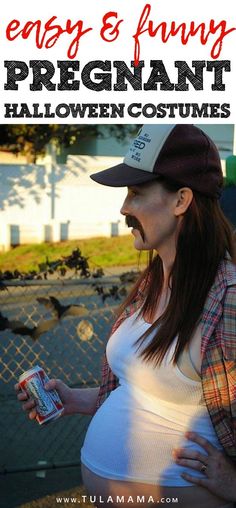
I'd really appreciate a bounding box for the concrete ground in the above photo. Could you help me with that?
[0,465,93,508]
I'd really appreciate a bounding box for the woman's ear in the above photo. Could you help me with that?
[174,187,193,216]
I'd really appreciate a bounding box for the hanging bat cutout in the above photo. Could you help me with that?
[10,319,59,341]
[36,296,88,319]
[0,296,88,340]
[0,311,24,332]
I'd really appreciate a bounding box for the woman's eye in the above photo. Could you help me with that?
[129,189,138,197]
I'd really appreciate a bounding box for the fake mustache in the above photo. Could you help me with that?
[125,215,145,241]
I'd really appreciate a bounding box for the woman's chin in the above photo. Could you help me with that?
[131,229,146,250]
[133,237,146,250]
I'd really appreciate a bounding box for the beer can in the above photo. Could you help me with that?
[19,365,64,425]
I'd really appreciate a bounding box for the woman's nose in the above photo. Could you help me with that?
[120,197,129,216]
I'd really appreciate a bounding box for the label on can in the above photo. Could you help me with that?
[19,365,64,425]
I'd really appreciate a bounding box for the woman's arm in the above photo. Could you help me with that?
[60,383,100,416]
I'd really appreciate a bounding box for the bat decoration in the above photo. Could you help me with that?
[0,309,58,341]
[0,295,88,340]
[10,319,58,341]
[0,281,7,292]
[0,248,94,283]
[36,296,88,319]
[0,311,24,332]
[93,284,127,303]
[119,271,140,284]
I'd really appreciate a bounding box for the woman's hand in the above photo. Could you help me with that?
[173,431,236,502]
[15,379,74,420]
[15,379,99,420]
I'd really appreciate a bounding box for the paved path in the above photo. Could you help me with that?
[0,466,92,508]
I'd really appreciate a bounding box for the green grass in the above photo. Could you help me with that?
[0,236,147,273]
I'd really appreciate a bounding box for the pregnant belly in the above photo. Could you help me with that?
[81,389,222,487]
[81,463,229,508]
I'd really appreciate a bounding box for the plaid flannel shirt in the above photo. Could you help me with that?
[96,259,236,462]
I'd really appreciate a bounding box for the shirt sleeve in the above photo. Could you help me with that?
[222,284,236,361]
[222,285,236,452]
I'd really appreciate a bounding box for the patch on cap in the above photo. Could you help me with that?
[124,125,175,173]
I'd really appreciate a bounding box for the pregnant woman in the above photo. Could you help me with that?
[16,125,236,508]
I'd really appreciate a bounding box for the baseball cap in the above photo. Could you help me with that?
[90,125,223,198]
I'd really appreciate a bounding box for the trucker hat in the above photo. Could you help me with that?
[90,125,223,198]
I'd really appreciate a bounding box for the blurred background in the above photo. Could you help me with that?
[0,124,235,253]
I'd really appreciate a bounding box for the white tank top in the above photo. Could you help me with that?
[81,311,223,486]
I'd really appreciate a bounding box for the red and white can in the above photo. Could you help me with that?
[19,365,64,425]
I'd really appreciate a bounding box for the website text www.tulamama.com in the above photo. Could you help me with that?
[55,495,179,504]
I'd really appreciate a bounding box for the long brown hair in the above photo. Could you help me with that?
[117,178,236,365]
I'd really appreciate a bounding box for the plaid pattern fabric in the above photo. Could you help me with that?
[96,259,236,461]
[201,261,236,461]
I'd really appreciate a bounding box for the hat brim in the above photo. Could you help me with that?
[90,163,159,187]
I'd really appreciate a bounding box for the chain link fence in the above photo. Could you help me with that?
[0,275,132,474]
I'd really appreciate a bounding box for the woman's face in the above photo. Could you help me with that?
[120,180,180,253]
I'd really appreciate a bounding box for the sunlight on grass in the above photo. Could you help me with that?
[0,236,147,273]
